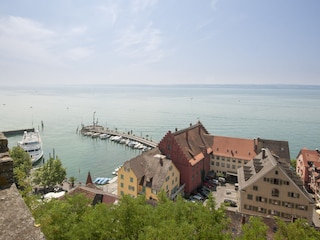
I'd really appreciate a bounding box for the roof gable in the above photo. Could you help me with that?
[171,122,211,161]
[123,148,173,191]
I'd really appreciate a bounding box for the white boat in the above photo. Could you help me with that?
[99,133,109,139]
[92,132,100,138]
[18,130,43,164]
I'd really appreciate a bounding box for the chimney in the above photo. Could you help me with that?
[175,128,178,132]
[262,148,266,159]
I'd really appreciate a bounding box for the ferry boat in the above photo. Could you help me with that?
[18,130,43,164]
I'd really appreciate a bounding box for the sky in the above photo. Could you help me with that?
[0,0,319,86]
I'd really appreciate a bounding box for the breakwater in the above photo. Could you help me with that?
[2,128,35,137]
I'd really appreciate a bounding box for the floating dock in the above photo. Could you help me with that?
[2,128,35,137]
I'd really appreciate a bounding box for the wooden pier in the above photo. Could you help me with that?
[2,128,35,137]
[81,125,158,148]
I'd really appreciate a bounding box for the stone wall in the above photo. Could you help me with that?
[0,133,13,190]
[0,133,9,153]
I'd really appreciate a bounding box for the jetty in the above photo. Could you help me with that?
[2,128,35,137]
[81,125,158,148]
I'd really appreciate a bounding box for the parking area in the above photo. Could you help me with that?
[212,183,239,211]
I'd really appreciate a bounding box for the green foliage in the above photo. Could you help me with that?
[33,157,66,188]
[32,192,231,240]
[238,216,268,240]
[10,146,33,197]
[274,218,320,240]
[33,194,90,240]
[291,159,297,170]
[69,176,76,188]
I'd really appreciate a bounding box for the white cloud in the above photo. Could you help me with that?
[132,0,157,13]
[65,47,93,61]
[70,26,88,35]
[0,15,93,67]
[211,0,219,10]
[96,3,118,26]
[114,22,163,64]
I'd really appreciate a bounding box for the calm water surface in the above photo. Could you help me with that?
[1,85,319,182]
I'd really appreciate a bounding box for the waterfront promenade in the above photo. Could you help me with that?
[80,125,158,148]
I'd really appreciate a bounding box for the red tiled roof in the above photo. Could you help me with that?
[299,149,320,168]
[211,135,256,161]
[172,122,211,162]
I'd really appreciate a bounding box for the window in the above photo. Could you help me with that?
[282,201,293,208]
[211,161,215,166]
[253,185,258,191]
[120,183,124,188]
[271,178,280,185]
[130,177,133,183]
[120,174,124,180]
[269,199,280,205]
[221,163,225,167]
[227,164,230,168]
[288,192,299,198]
[271,188,279,197]
[232,165,236,169]
[247,194,253,200]
[169,166,173,171]
[256,196,267,202]
[296,204,308,211]
[128,185,135,191]
[216,162,220,167]
[166,176,170,181]
[283,181,289,185]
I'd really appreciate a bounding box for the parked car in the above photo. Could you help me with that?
[224,199,237,207]
[193,194,204,201]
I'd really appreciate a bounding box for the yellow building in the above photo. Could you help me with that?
[117,148,183,201]
[238,148,314,224]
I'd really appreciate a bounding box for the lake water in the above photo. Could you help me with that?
[1,84,319,183]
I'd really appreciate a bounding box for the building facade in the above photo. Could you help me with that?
[158,122,211,195]
[296,148,320,202]
[206,136,290,179]
[117,148,182,200]
[238,148,314,224]
[207,136,256,177]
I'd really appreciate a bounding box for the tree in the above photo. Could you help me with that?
[238,216,268,240]
[33,156,66,190]
[291,159,297,170]
[69,176,76,188]
[10,146,33,196]
[274,218,320,240]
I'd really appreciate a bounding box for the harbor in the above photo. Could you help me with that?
[80,125,158,149]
